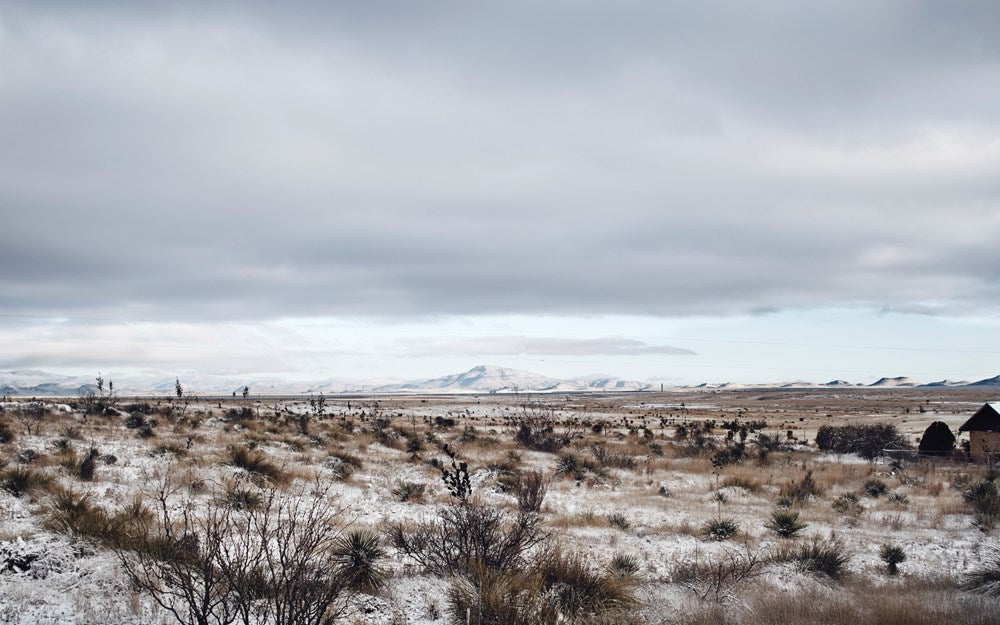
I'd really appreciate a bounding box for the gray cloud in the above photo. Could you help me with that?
[404,336,695,357]
[1,1,999,323]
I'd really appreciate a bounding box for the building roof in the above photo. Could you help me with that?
[958,403,1000,432]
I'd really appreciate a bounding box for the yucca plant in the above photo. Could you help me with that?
[879,543,906,575]
[703,517,740,541]
[333,529,386,593]
[766,508,807,538]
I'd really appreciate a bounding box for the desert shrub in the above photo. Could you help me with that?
[887,491,910,506]
[815,424,908,460]
[389,500,549,575]
[220,480,263,511]
[721,474,762,493]
[554,451,603,482]
[16,449,40,464]
[43,487,148,549]
[78,447,99,481]
[332,529,386,593]
[119,479,347,625]
[440,444,472,500]
[780,470,821,503]
[224,406,255,421]
[794,536,850,580]
[0,466,52,497]
[124,413,146,429]
[766,509,807,538]
[590,444,637,470]
[918,421,956,457]
[535,551,637,617]
[226,445,287,484]
[672,543,766,601]
[964,478,1000,529]
[963,551,1000,596]
[391,481,426,502]
[703,517,740,541]
[880,544,906,575]
[447,552,638,625]
[863,478,888,498]
[0,419,15,443]
[555,451,586,480]
[511,470,549,513]
[833,493,864,517]
[153,443,188,458]
[607,513,630,531]
[514,422,575,453]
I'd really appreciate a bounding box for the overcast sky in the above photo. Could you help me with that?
[2,1,999,385]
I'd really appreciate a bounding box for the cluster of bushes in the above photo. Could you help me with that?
[815,424,909,460]
[390,499,639,624]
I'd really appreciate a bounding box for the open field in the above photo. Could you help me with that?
[2,388,1000,624]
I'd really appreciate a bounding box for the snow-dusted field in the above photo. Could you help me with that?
[2,389,999,624]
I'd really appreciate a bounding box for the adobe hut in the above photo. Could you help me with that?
[958,403,1000,457]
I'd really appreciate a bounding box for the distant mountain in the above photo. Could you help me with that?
[870,377,920,387]
[968,375,1000,387]
[374,365,565,393]
[2,367,998,396]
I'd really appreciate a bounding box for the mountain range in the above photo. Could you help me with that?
[1,366,998,397]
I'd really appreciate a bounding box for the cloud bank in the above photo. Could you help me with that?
[1,1,999,325]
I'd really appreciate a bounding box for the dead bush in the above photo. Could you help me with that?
[389,500,550,575]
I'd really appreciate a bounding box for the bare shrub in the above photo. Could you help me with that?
[389,500,550,575]
[511,470,549,513]
[117,477,347,625]
[672,543,766,601]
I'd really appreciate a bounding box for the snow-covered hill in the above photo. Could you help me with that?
[3,367,1000,396]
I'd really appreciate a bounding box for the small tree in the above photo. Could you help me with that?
[918,421,956,457]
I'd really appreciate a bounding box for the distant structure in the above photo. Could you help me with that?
[958,403,1000,457]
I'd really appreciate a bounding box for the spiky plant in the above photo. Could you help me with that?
[333,529,386,593]
[880,544,906,575]
[766,508,807,538]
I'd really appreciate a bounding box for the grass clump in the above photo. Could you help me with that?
[447,552,638,625]
[0,466,53,498]
[863,478,888,498]
[226,445,287,484]
[512,470,549,513]
[793,536,850,580]
[780,470,821,504]
[607,513,630,531]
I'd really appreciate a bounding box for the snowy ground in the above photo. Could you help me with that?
[1,390,999,624]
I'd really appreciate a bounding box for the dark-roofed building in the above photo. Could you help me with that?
[958,403,1000,457]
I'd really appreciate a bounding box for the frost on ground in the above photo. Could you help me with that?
[1,389,1000,624]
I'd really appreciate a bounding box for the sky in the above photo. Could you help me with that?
[1,1,999,386]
